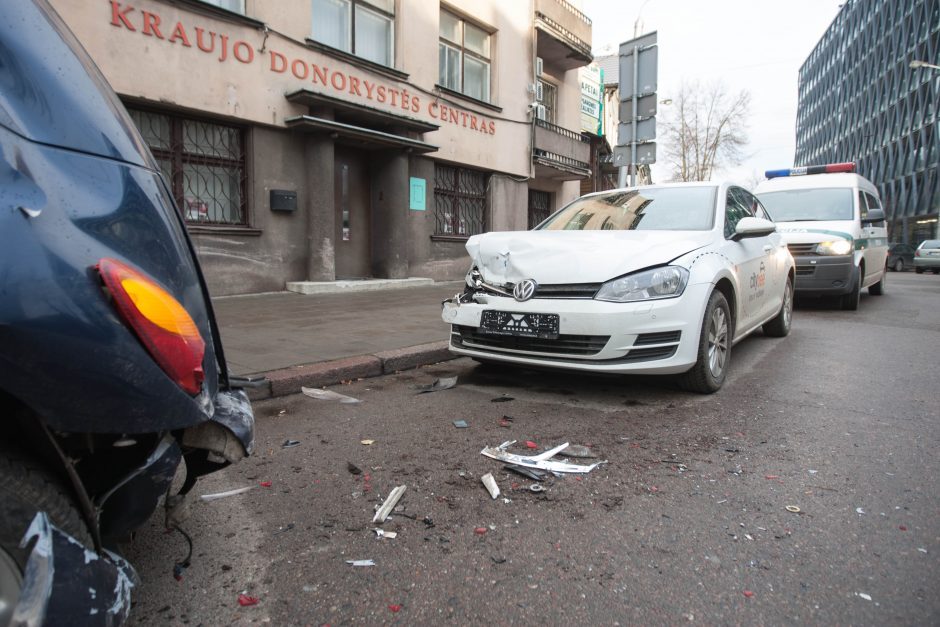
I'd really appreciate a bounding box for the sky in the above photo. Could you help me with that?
[580,0,847,184]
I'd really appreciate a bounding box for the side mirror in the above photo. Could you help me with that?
[732,216,777,241]
[862,208,885,225]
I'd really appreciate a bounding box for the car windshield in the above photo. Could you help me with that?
[536,187,717,231]
[756,188,853,221]
[920,240,940,249]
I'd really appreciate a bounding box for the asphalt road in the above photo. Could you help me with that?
[125,271,940,625]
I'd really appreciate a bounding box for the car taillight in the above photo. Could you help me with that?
[96,258,206,395]
[915,250,921,257]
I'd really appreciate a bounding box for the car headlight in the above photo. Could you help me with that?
[466,267,482,289]
[595,266,689,303]
[816,239,853,255]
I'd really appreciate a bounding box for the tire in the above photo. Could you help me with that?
[763,277,793,337]
[678,290,730,394]
[841,267,861,310]
[915,267,924,274]
[0,450,91,624]
[933,269,940,275]
[868,265,886,296]
[892,259,903,272]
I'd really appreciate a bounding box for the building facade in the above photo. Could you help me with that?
[794,0,939,244]
[50,0,594,295]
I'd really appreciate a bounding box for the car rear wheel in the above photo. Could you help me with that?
[763,277,793,337]
[841,267,861,310]
[678,290,730,394]
[892,259,904,272]
[0,451,91,624]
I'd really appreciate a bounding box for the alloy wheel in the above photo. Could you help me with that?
[707,307,729,378]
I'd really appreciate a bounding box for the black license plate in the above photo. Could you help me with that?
[479,310,559,338]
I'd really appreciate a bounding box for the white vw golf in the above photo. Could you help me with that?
[441,182,795,393]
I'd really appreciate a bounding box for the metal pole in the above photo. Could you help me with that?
[630,43,639,187]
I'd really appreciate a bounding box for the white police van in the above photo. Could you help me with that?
[755,163,888,310]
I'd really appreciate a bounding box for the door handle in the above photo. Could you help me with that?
[763,245,773,253]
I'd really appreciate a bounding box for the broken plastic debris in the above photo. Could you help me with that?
[346,559,375,567]
[524,441,538,449]
[856,592,872,601]
[481,441,607,474]
[743,590,754,598]
[474,527,487,535]
[453,420,469,428]
[200,487,252,501]
[490,396,514,403]
[301,386,362,404]
[238,594,259,606]
[373,485,407,523]
[373,529,398,539]
[504,464,547,481]
[415,376,457,394]
[786,505,801,513]
[560,444,597,458]
[259,481,272,488]
[481,473,500,499]
[361,439,375,446]
[388,604,402,613]
[856,507,865,515]
[282,439,301,448]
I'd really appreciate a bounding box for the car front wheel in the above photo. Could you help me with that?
[841,267,861,310]
[678,290,730,394]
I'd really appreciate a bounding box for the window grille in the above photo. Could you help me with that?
[434,165,486,237]
[128,108,247,226]
[528,190,552,228]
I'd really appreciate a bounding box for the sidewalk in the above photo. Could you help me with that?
[212,280,464,400]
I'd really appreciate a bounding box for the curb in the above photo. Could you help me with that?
[243,340,457,401]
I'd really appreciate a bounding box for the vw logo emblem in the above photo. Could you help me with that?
[513,279,538,302]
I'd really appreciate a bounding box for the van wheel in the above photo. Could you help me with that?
[841,268,861,310]
[763,277,793,337]
[868,265,886,296]
[0,451,91,624]
[678,290,730,394]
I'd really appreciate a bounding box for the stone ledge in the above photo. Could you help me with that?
[264,356,383,397]
[376,341,456,373]
[286,278,434,295]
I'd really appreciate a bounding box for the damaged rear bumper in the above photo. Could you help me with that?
[11,513,136,627]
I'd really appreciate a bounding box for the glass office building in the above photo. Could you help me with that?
[794,0,939,244]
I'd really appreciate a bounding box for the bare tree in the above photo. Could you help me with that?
[661,81,751,182]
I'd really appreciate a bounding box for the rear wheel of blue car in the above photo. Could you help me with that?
[0,451,91,624]
[678,290,730,394]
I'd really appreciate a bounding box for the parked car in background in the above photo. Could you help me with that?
[914,240,940,274]
[887,243,916,271]
[442,183,795,394]
[0,1,254,624]
[755,162,889,311]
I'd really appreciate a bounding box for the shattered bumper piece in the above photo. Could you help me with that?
[12,512,136,626]
[481,441,607,474]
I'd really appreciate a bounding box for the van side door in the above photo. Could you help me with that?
[862,191,889,278]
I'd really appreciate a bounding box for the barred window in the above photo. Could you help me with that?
[434,165,486,237]
[528,190,552,228]
[128,108,247,226]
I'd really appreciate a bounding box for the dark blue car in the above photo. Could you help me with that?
[0,1,255,623]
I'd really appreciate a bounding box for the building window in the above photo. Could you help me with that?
[528,190,552,228]
[198,0,244,13]
[536,79,556,124]
[434,164,486,237]
[311,0,394,67]
[128,108,247,226]
[439,10,491,102]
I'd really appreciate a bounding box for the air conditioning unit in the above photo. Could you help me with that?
[535,104,547,120]
[536,56,544,77]
[535,81,544,102]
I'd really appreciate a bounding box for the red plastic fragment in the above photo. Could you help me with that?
[525,441,537,449]
[238,594,259,606]
[474,527,487,535]
[899,525,907,531]
[743,590,754,598]
[259,481,272,487]
[764,475,779,480]
[388,604,402,613]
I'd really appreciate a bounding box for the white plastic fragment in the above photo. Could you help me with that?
[301,386,361,404]
[199,487,252,501]
[481,473,500,499]
[373,529,397,539]
[856,507,865,515]
[856,592,872,601]
[346,560,375,567]
[480,441,607,474]
[372,485,407,523]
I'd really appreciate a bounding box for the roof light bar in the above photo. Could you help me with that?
[765,162,856,179]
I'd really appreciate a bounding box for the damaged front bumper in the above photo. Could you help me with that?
[10,513,136,627]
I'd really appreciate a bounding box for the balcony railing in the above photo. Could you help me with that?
[535,118,591,143]
[532,119,591,180]
[535,0,592,70]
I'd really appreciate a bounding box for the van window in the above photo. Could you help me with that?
[858,191,869,220]
[755,188,854,221]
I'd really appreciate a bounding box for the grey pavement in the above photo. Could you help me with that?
[212,281,464,399]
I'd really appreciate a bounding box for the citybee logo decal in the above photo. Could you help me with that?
[750,262,766,290]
